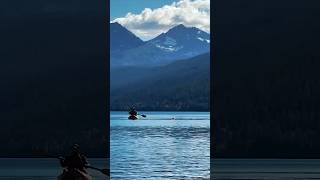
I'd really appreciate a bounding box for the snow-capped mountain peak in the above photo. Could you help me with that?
[111,23,210,67]
[148,24,210,52]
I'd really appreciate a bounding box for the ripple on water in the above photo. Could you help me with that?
[110,112,210,180]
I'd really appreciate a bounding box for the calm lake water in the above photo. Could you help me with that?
[3,111,320,180]
[110,111,211,179]
[0,158,108,180]
[212,159,320,180]
[2,158,320,180]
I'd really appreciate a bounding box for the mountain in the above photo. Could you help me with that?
[111,24,210,67]
[110,22,144,53]
[149,24,210,56]
[110,53,210,111]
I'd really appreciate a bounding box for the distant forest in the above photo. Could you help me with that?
[213,0,320,158]
[110,53,210,111]
[0,1,107,157]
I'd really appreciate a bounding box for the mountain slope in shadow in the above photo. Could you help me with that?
[111,53,210,111]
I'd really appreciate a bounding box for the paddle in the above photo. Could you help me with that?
[85,165,110,176]
[139,114,147,118]
[50,156,109,176]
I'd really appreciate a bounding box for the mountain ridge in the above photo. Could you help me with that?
[110,22,144,53]
[110,23,210,67]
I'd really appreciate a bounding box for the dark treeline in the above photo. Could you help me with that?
[111,53,210,111]
[0,1,108,157]
[213,0,320,158]
[0,0,105,16]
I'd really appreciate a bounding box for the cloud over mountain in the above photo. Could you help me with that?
[112,0,210,40]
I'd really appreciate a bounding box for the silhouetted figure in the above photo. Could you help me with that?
[128,107,138,120]
[59,144,89,172]
[129,107,137,116]
[58,144,92,180]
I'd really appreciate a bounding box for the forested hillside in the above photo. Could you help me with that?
[0,2,107,157]
[111,53,210,111]
[213,0,320,158]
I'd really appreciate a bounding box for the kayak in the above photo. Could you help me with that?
[58,169,92,180]
[128,115,138,120]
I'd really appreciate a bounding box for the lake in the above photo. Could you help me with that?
[2,111,319,180]
[110,111,211,179]
[0,158,108,180]
[2,158,320,180]
[212,159,320,180]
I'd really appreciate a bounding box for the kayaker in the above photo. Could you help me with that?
[129,107,137,116]
[59,144,89,173]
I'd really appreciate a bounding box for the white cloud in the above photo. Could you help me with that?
[112,0,210,41]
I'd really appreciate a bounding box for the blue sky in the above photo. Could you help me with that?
[110,0,176,20]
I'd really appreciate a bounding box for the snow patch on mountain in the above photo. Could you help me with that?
[164,37,177,46]
[197,37,210,43]
[156,44,183,52]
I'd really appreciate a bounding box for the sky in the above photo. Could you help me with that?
[111,0,210,41]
